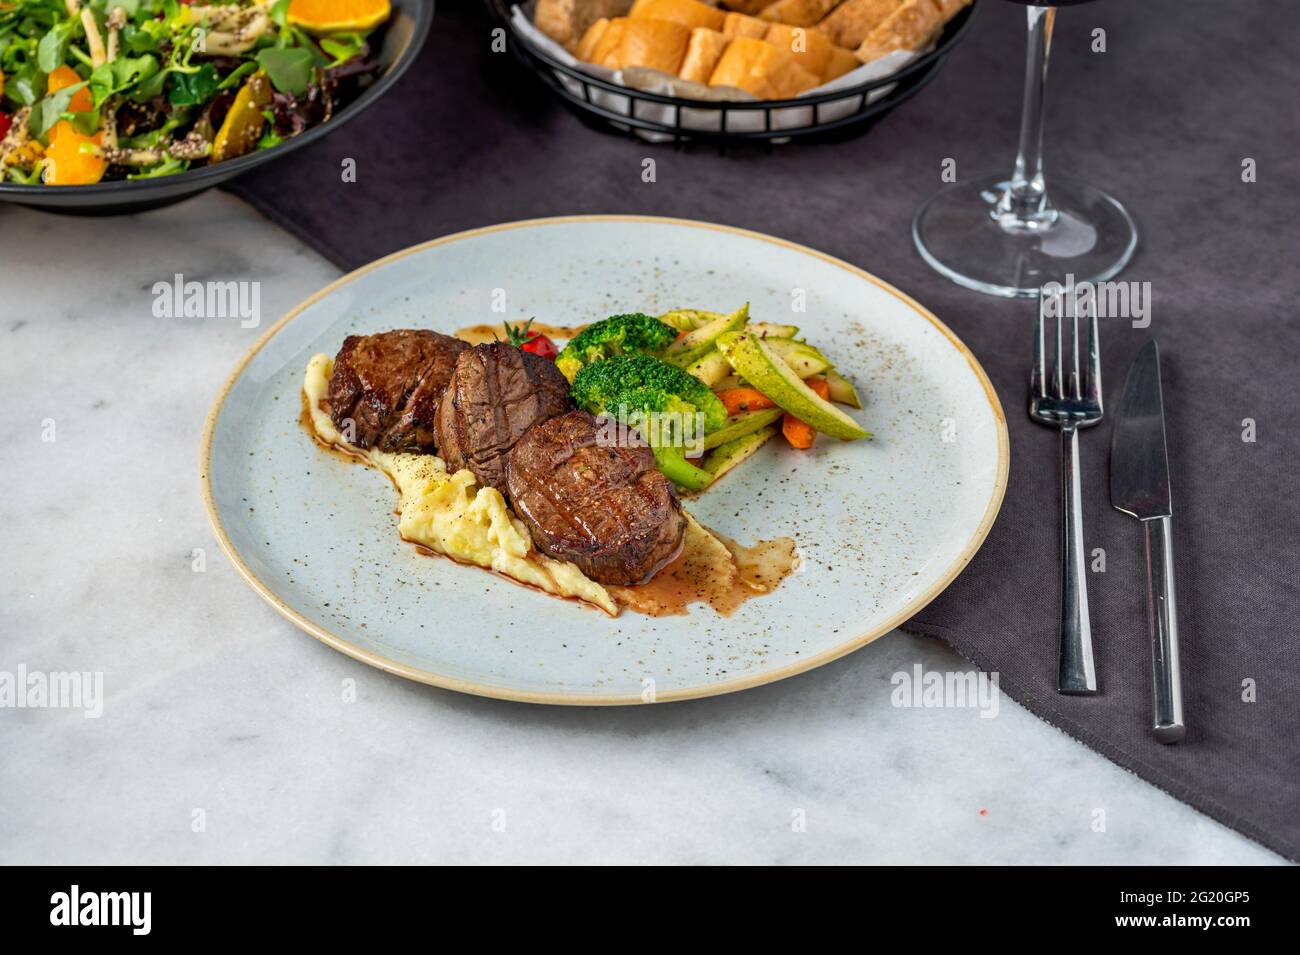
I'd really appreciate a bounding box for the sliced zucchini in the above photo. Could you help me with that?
[701,426,778,480]
[747,322,799,339]
[825,369,862,409]
[653,446,713,493]
[685,349,732,388]
[703,407,783,450]
[764,338,832,378]
[717,331,870,440]
[658,308,722,332]
[663,304,749,367]
[713,373,743,391]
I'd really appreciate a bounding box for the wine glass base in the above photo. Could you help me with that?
[913,174,1138,298]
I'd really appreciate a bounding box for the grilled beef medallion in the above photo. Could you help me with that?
[436,341,573,492]
[327,329,469,452]
[506,410,687,586]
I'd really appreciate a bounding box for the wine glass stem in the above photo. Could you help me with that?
[999,5,1057,229]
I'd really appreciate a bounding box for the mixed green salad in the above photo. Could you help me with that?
[0,0,388,184]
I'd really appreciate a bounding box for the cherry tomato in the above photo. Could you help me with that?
[0,112,12,141]
[521,333,559,361]
[502,319,558,361]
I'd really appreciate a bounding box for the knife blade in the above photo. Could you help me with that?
[1110,340,1184,743]
[1110,341,1171,520]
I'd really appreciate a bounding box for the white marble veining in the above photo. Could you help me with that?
[0,192,1283,864]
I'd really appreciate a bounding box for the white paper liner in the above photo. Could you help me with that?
[509,1,924,142]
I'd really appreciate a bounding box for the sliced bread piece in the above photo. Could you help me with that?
[678,27,732,82]
[815,0,899,50]
[629,0,727,31]
[764,21,858,82]
[593,16,693,72]
[721,10,769,37]
[853,0,943,62]
[756,0,841,27]
[537,0,636,52]
[708,35,820,98]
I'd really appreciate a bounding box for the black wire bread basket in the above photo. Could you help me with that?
[488,0,978,144]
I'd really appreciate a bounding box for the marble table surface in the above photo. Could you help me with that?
[0,192,1283,865]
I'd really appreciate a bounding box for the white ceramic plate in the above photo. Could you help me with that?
[202,216,1008,704]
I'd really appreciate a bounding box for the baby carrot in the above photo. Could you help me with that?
[782,414,816,449]
[806,376,831,400]
[781,377,831,450]
[717,387,776,415]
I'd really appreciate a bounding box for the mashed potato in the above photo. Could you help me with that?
[303,353,616,615]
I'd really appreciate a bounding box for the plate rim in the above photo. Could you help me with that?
[199,214,1010,705]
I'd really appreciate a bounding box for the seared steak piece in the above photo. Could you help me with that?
[327,329,469,452]
[436,341,573,491]
[506,410,686,586]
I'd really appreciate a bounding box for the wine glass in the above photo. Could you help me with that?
[913,2,1137,298]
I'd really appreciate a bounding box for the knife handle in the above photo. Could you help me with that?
[1058,425,1098,694]
[1144,516,1185,743]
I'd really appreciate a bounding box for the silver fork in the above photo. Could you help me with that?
[1030,287,1103,694]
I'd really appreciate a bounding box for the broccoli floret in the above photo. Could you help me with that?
[570,354,728,491]
[555,313,679,382]
[570,353,727,432]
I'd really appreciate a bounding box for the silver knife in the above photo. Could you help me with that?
[1110,340,1185,743]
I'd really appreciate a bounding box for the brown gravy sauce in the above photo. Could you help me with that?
[454,322,588,345]
[300,391,372,469]
[609,518,798,617]
[302,388,797,619]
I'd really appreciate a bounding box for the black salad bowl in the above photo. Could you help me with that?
[0,0,433,215]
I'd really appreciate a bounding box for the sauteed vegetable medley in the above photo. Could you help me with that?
[556,305,872,493]
[0,0,390,184]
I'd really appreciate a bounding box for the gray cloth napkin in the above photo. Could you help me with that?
[225,0,1300,859]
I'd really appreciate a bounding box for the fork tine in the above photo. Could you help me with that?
[1032,288,1048,398]
[1070,294,1082,400]
[1085,291,1102,405]
[1053,290,1064,398]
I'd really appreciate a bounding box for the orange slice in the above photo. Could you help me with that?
[43,122,106,185]
[47,65,93,114]
[287,0,392,33]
